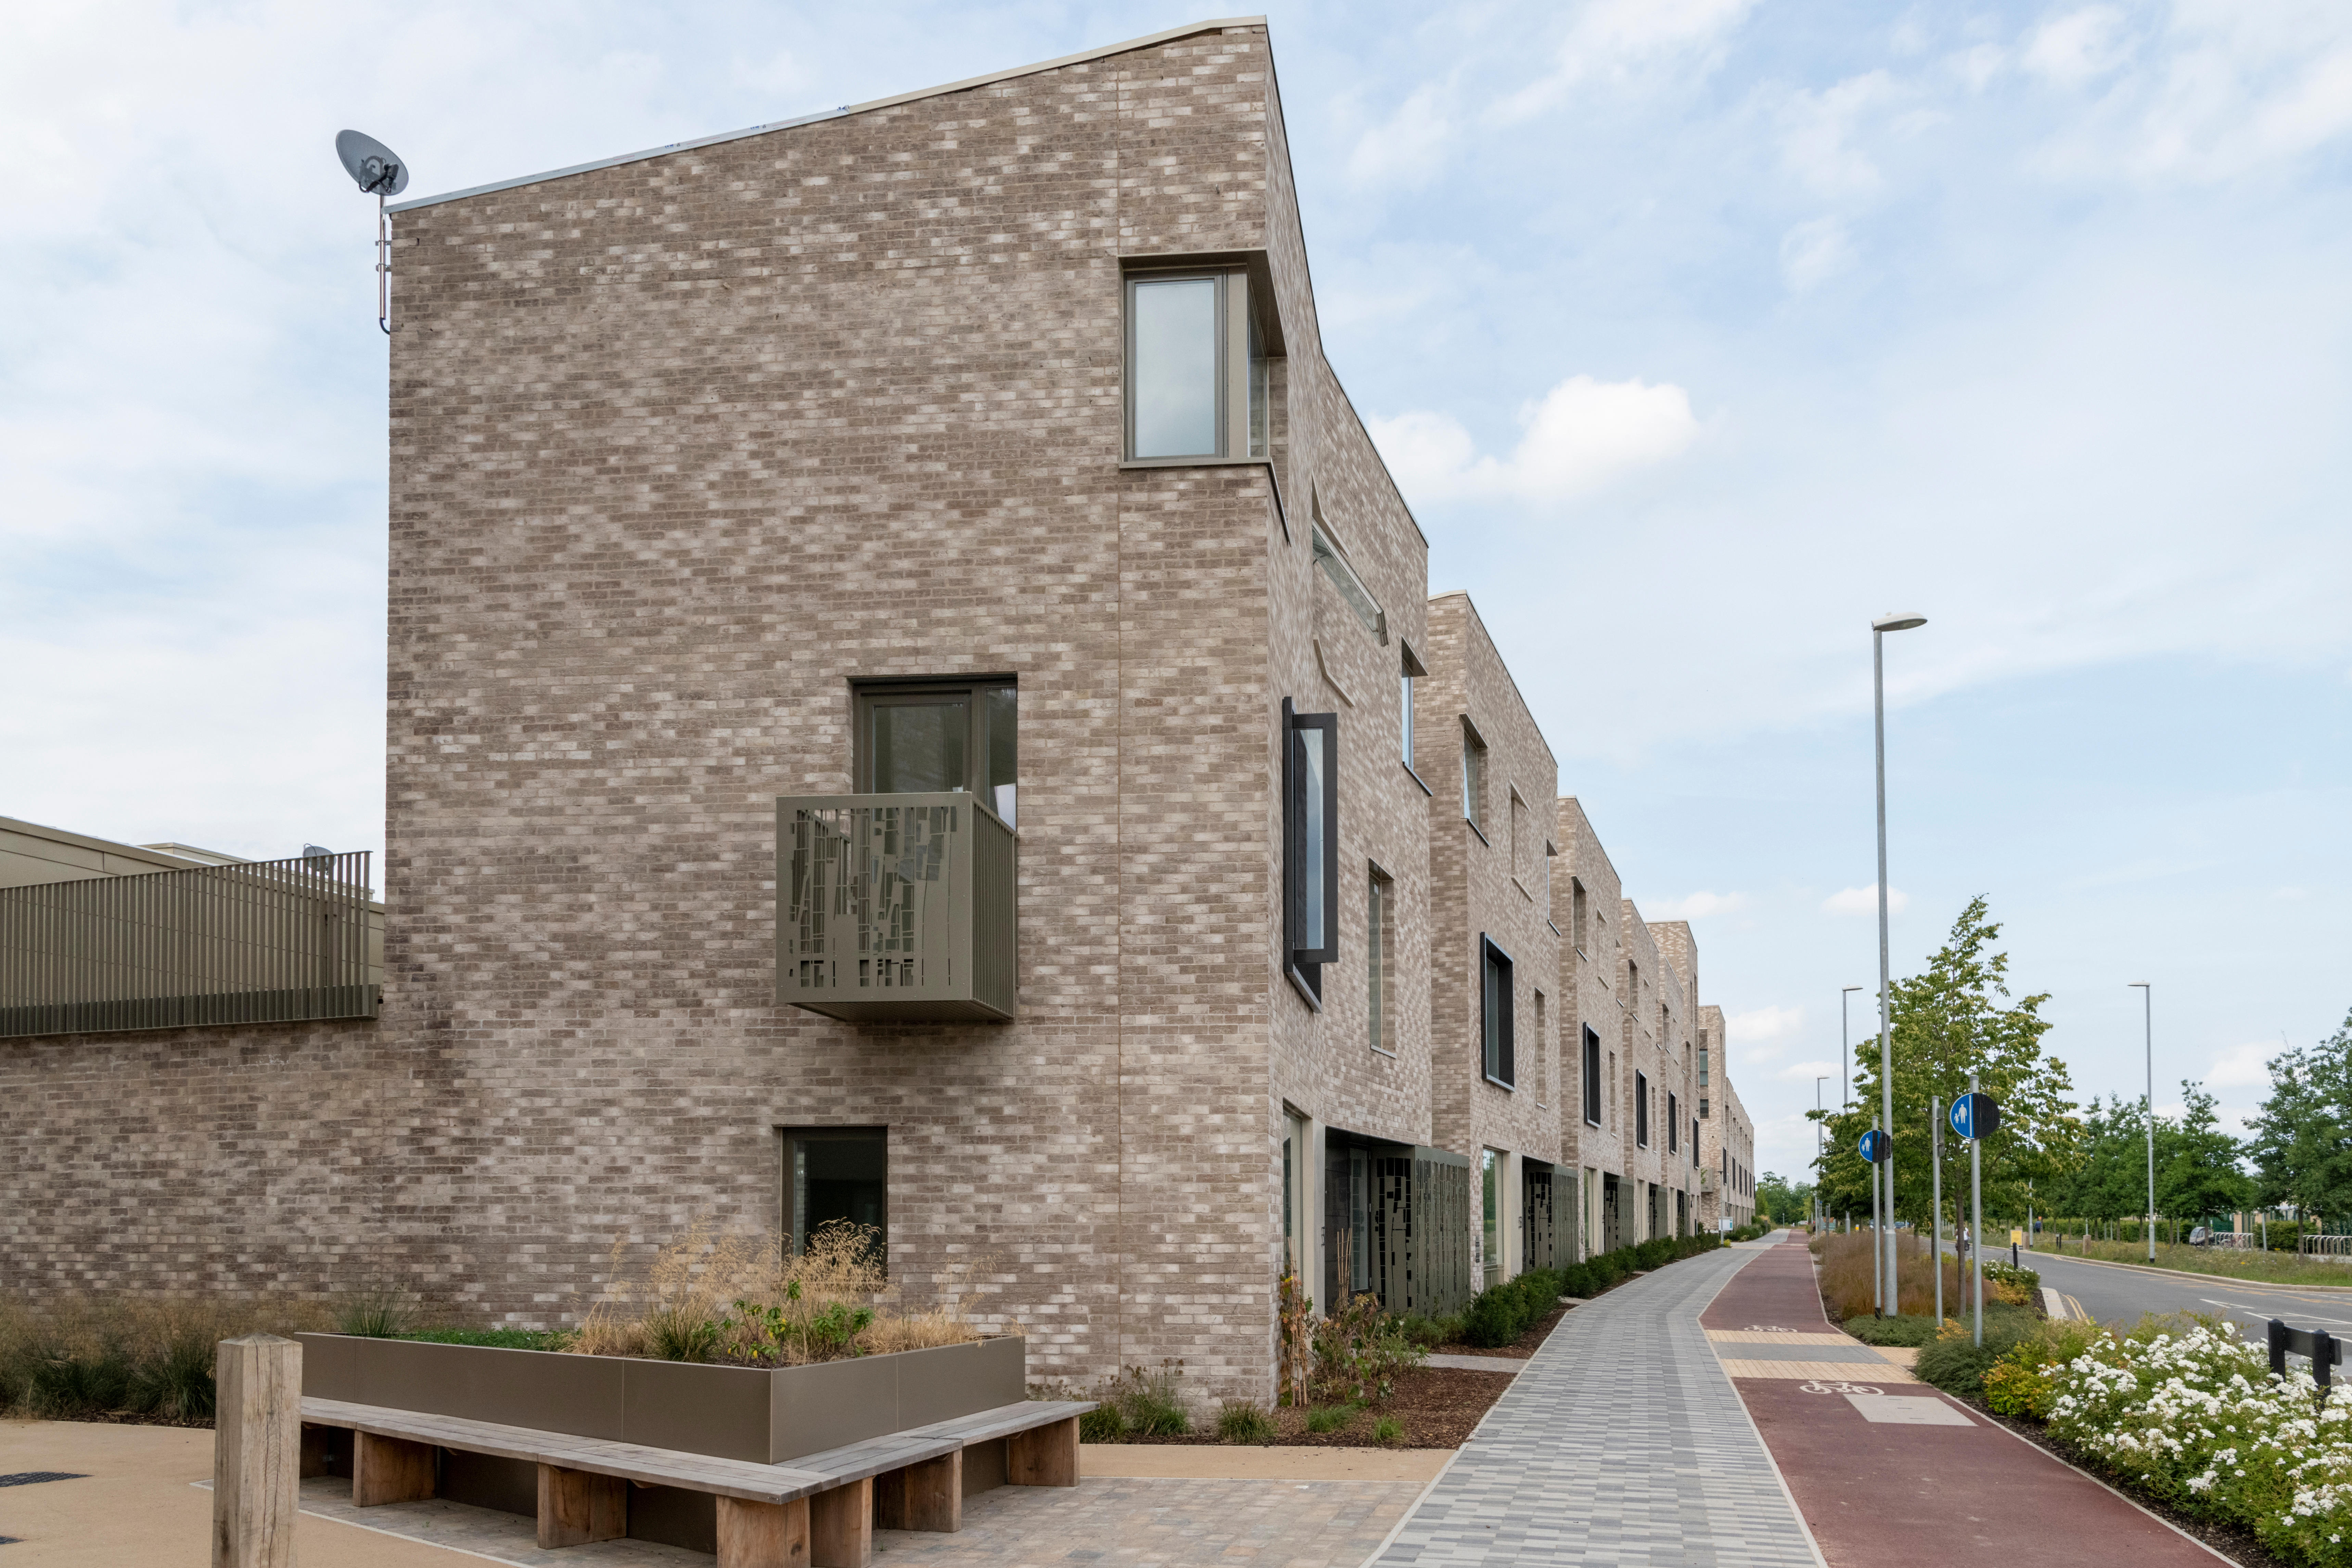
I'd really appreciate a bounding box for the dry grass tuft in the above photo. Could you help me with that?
[1811,1229,1961,1321]
[0,1294,333,1422]
[570,1218,979,1366]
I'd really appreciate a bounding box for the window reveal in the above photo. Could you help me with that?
[1283,701,1339,1005]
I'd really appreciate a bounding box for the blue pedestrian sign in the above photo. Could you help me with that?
[1858,1129,1890,1163]
[1950,1092,2001,1141]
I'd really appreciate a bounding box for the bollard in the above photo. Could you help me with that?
[214,1333,303,1568]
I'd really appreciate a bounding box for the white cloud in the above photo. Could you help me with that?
[1348,83,1456,189]
[2204,1040,2275,1089]
[2024,7,2133,88]
[1776,1058,1842,1085]
[1498,0,1760,120]
[1367,375,1700,505]
[1729,1005,1805,1049]
[1779,217,1855,291]
[1823,885,1910,916]
[1642,890,1749,920]
[1778,71,1905,196]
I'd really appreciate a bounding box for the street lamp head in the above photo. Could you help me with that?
[1871,612,1928,632]
[2129,981,2150,990]
[1842,985,1864,993]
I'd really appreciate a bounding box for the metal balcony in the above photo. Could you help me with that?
[775,793,1015,1023]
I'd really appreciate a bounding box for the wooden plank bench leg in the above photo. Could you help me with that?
[717,1495,809,1568]
[351,1431,435,1507]
[901,1450,960,1532]
[808,1477,873,1567]
[1006,1416,1078,1488]
[537,1463,626,1548]
[298,1423,335,1479]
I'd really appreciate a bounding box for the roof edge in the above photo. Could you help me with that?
[388,16,1269,215]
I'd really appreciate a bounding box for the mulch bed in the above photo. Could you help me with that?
[1106,1291,1607,1450]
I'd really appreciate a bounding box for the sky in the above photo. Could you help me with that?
[4,0,2348,1186]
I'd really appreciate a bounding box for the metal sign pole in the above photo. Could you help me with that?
[1970,1071,1984,1348]
[1871,1121,1884,1315]
[1931,1095,1944,1324]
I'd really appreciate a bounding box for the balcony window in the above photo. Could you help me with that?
[1284,701,1339,1004]
[1481,934,1514,1087]
[1124,272,1268,462]
[781,1126,887,1271]
[857,679,1015,826]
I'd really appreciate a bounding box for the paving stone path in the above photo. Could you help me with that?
[1372,1242,1821,1567]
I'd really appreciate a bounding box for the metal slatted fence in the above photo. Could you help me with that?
[0,852,378,1039]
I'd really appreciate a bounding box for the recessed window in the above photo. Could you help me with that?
[1635,1072,1650,1148]
[1282,1110,1308,1275]
[1481,1148,1503,1285]
[1668,1092,1679,1153]
[1368,865,1394,1053]
[1284,701,1339,1004]
[1571,878,1588,952]
[1311,510,1386,644]
[1481,934,1514,1087]
[1461,721,1487,835]
[1510,792,1529,888]
[1124,272,1268,462]
[780,1126,887,1271]
[855,679,1017,826]
[1582,1027,1602,1127]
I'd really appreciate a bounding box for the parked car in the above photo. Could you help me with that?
[2187,1226,2213,1246]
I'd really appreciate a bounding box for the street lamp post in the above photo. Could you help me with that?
[1815,1076,1828,1232]
[2132,982,2153,1261]
[1873,612,1926,1318]
[1841,986,1863,1112]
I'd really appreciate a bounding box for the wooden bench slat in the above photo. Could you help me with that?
[906,1401,1096,1445]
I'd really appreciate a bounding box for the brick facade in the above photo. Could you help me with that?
[1,20,1761,1403]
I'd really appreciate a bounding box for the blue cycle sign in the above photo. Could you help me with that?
[1949,1092,2002,1140]
[1858,1129,1890,1163]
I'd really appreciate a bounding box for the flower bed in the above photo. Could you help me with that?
[1974,1317,2352,1567]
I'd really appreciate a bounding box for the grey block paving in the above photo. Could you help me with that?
[1373,1247,1820,1566]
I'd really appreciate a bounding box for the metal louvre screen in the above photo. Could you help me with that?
[0,852,378,1039]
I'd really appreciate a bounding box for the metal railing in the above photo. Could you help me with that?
[0,851,380,1038]
[2303,1235,2352,1261]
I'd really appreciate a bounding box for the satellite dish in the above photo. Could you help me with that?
[336,131,410,334]
[335,129,409,197]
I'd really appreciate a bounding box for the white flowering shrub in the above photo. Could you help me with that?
[2036,1321,2352,1566]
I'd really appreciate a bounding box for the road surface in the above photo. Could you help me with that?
[1970,1243,2352,1339]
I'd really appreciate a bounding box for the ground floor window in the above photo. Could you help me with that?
[1481,1149,1504,1287]
[780,1126,887,1271]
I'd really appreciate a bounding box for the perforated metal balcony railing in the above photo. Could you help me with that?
[0,851,381,1039]
[775,793,1015,1023]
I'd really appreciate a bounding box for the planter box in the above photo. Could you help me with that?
[295,1333,1026,1554]
[295,1332,1024,1464]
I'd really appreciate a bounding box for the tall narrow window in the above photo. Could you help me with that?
[1125,271,1266,462]
[1283,700,1339,1004]
[1367,865,1394,1053]
[1582,1027,1602,1127]
[1635,1072,1650,1148]
[1534,991,1547,1101]
[780,1127,887,1271]
[1481,935,1515,1087]
[1461,721,1487,834]
[856,679,1017,826]
[1510,792,1528,885]
[1399,643,1426,771]
[1481,1149,1503,1285]
[1571,878,1588,952]
[1668,1093,1679,1153]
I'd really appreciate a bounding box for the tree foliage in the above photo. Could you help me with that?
[2245,1011,2352,1219]
[1754,1171,1811,1225]
[1813,897,2080,1228]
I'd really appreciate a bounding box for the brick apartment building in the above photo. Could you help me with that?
[1696,1006,1757,1232]
[0,18,1754,1405]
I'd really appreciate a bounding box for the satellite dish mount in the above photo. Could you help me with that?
[335,131,411,334]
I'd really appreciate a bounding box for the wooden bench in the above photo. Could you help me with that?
[299,1395,1092,1568]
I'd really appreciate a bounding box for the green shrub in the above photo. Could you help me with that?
[131,1335,217,1422]
[1108,1363,1190,1436]
[399,1327,573,1351]
[1372,1416,1404,1445]
[1304,1403,1355,1433]
[336,1287,417,1339]
[1842,1314,1943,1348]
[1079,1402,1126,1443]
[646,1306,720,1363]
[1913,1306,2039,1395]
[1216,1399,1275,1444]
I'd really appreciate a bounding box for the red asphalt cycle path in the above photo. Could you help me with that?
[1707,1234,2222,1568]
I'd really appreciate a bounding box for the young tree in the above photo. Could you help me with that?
[2050,1093,2149,1224]
[2246,1011,2352,1220]
[1755,1172,1812,1225]
[1821,897,2081,1233]
[2157,1080,2254,1223]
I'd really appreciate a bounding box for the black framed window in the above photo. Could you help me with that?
[1691,1118,1700,1164]
[1668,1093,1679,1152]
[1582,1027,1602,1127]
[1480,934,1514,1087]
[1635,1072,1650,1147]
[854,679,1017,826]
[1283,700,1339,1004]
[780,1126,887,1272]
